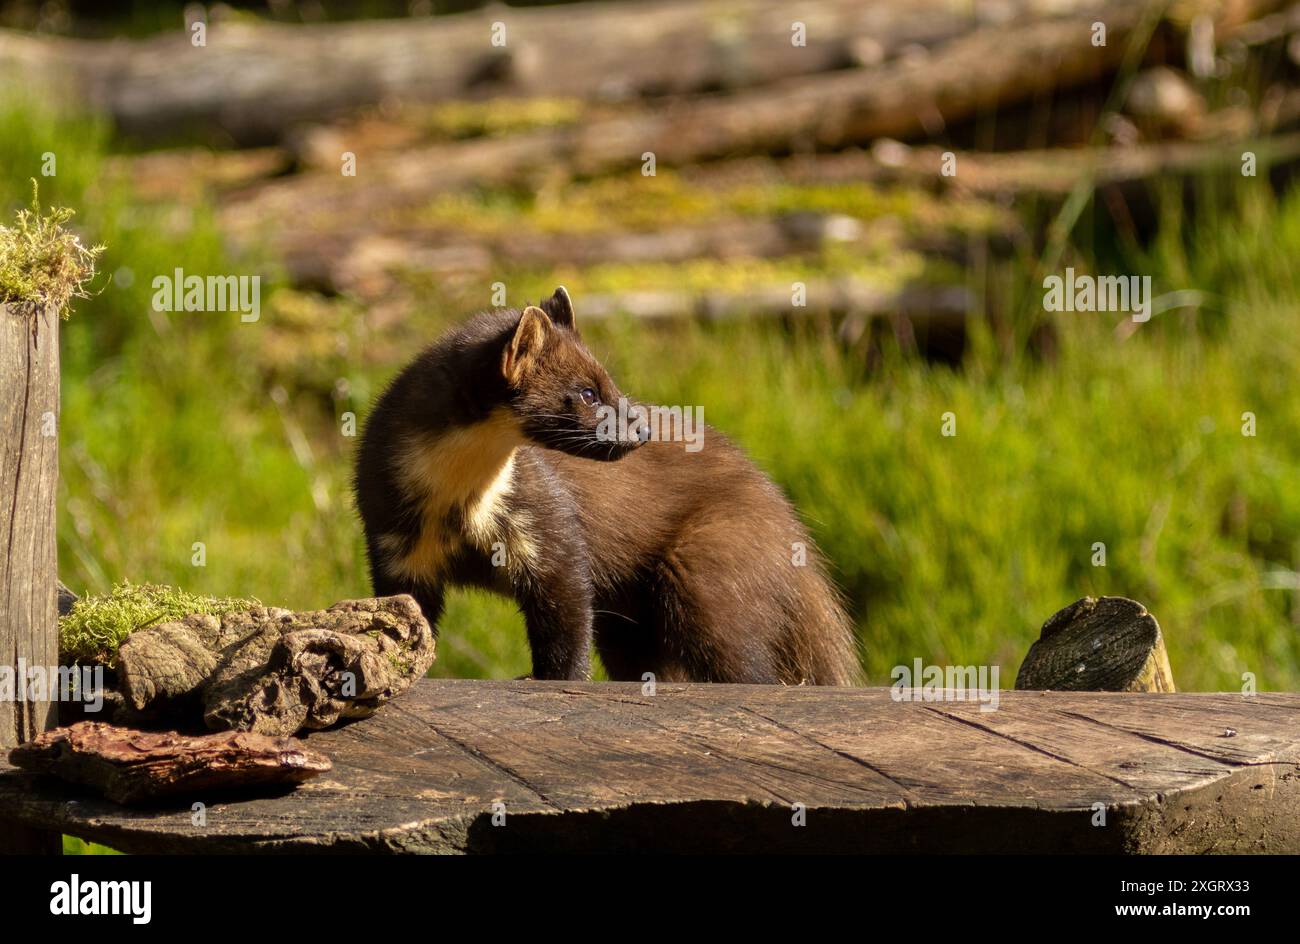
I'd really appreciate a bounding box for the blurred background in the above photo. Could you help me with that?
[3,0,1300,691]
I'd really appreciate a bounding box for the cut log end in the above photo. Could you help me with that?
[1016,596,1176,693]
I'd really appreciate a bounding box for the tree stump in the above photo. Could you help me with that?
[1016,596,1176,692]
[0,302,61,853]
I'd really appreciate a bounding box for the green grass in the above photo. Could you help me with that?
[4,94,1299,694]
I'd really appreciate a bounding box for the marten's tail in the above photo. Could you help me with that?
[784,550,865,686]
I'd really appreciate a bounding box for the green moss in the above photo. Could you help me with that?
[59,582,258,666]
[412,170,1011,238]
[0,181,103,317]
[419,98,584,140]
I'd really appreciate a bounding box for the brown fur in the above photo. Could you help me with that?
[354,288,862,684]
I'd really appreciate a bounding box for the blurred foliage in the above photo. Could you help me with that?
[3,91,1299,696]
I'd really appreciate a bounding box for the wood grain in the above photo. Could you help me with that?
[0,680,1295,853]
[1016,596,1176,692]
[0,303,60,854]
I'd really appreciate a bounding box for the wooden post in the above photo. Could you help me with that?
[0,301,62,854]
[1016,596,1176,693]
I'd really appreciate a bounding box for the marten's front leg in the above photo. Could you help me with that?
[511,548,594,681]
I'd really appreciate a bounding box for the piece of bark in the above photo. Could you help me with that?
[8,721,329,805]
[115,595,435,736]
[1016,596,1176,692]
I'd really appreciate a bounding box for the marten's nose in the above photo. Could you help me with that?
[627,404,651,444]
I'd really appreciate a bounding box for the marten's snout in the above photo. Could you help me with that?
[626,403,651,446]
[593,398,649,460]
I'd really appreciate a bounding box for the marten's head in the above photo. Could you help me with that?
[502,287,649,461]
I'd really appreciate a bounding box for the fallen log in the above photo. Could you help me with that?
[266,207,1006,299]
[115,595,436,736]
[0,0,1117,145]
[672,129,1300,198]
[1016,596,1176,692]
[8,722,330,805]
[216,0,1282,245]
[577,279,973,326]
[872,132,1300,196]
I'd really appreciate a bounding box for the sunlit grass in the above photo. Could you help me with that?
[4,95,1299,698]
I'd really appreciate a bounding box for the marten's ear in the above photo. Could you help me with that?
[540,286,577,332]
[503,305,551,385]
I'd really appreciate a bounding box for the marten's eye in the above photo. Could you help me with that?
[580,387,599,407]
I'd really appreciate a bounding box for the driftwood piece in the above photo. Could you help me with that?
[116,595,435,736]
[8,721,330,805]
[1,681,1296,853]
[1016,596,1176,692]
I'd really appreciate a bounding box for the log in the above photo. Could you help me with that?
[264,209,1005,299]
[0,0,1111,145]
[0,302,61,854]
[1016,596,1176,692]
[577,280,973,326]
[239,131,1300,300]
[8,722,330,805]
[115,595,436,736]
[216,0,1282,248]
[863,132,1300,196]
[2,681,1296,853]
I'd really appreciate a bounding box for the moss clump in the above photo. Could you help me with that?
[0,181,103,317]
[60,582,259,666]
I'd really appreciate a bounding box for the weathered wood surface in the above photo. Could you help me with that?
[0,303,59,745]
[8,722,330,805]
[1017,596,1176,692]
[0,302,60,854]
[1,680,1296,853]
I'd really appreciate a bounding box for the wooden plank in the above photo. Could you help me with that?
[0,302,61,854]
[920,699,1231,794]
[0,682,1297,853]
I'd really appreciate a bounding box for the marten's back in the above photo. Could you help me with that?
[538,434,863,685]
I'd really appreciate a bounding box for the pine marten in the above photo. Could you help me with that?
[354,287,861,684]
